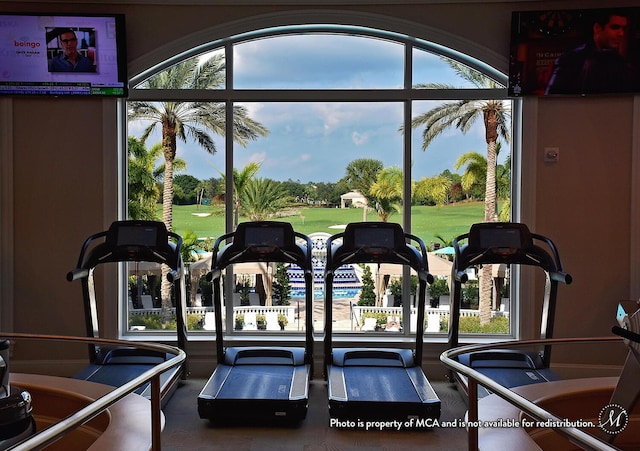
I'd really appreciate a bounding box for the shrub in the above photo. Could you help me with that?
[129,314,163,329]
[235,314,244,330]
[128,312,204,331]
[272,262,292,306]
[361,311,402,327]
[428,277,450,299]
[186,313,204,330]
[358,266,377,306]
[439,315,509,334]
[462,280,479,310]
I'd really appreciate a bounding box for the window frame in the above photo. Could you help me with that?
[124,22,519,342]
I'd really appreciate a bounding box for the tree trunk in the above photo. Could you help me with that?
[478,109,500,325]
[160,127,176,324]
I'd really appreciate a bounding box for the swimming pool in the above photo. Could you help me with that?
[290,288,361,299]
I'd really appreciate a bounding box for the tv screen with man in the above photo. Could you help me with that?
[0,13,127,97]
[509,8,640,96]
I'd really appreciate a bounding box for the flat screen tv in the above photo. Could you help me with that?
[0,13,127,97]
[509,7,640,96]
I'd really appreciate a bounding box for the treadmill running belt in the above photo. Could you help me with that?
[78,363,157,394]
[217,365,295,399]
[342,367,421,402]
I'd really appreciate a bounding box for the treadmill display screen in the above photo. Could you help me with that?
[244,226,286,248]
[353,227,395,249]
[116,225,159,247]
[479,227,522,251]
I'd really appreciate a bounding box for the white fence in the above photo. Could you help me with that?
[129,305,297,331]
[129,305,505,332]
[351,305,508,332]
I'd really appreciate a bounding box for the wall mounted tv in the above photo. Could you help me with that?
[0,13,127,97]
[509,7,640,96]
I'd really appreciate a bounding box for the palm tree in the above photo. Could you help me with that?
[454,151,487,199]
[369,166,403,221]
[128,137,188,220]
[411,58,510,325]
[240,178,291,221]
[456,146,511,218]
[128,54,269,320]
[128,137,162,220]
[344,158,383,221]
[413,175,452,206]
[231,162,261,228]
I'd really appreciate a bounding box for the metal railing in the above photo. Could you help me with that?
[440,336,624,451]
[2,332,185,451]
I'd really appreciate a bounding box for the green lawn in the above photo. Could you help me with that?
[165,201,485,247]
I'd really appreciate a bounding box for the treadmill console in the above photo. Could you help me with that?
[112,223,161,248]
[344,222,405,256]
[67,220,182,273]
[212,221,310,269]
[242,223,288,253]
[469,222,532,256]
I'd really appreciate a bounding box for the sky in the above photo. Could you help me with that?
[127,33,510,184]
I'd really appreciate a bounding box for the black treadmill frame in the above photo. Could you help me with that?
[448,222,572,396]
[198,220,314,422]
[323,221,440,421]
[67,220,188,399]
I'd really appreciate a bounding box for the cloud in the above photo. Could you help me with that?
[248,152,266,164]
[352,131,369,146]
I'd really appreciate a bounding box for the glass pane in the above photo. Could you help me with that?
[133,49,225,90]
[411,97,512,336]
[229,102,403,332]
[411,99,512,233]
[127,98,227,332]
[413,48,505,89]
[232,102,403,183]
[234,34,404,89]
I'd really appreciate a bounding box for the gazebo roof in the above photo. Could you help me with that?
[340,190,365,200]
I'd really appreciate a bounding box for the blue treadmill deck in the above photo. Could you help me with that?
[217,365,297,399]
[198,347,310,422]
[327,349,441,421]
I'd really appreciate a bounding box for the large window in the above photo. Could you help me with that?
[126,23,515,341]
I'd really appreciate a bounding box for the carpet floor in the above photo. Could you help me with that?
[161,378,469,451]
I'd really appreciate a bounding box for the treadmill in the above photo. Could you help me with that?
[197,221,314,423]
[448,222,572,399]
[67,220,188,402]
[324,222,441,421]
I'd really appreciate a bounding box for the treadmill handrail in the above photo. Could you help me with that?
[441,336,622,451]
[323,222,433,373]
[69,221,183,272]
[210,221,311,269]
[207,221,315,368]
[448,222,572,366]
[452,224,567,275]
[67,220,188,374]
[325,228,431,275]
[3,332,184,451]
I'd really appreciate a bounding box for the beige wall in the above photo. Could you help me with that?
[1,0,638,373]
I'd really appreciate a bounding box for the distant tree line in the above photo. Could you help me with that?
[129,137,510,216]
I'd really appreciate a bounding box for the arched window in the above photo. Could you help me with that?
[126,20,517,341]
